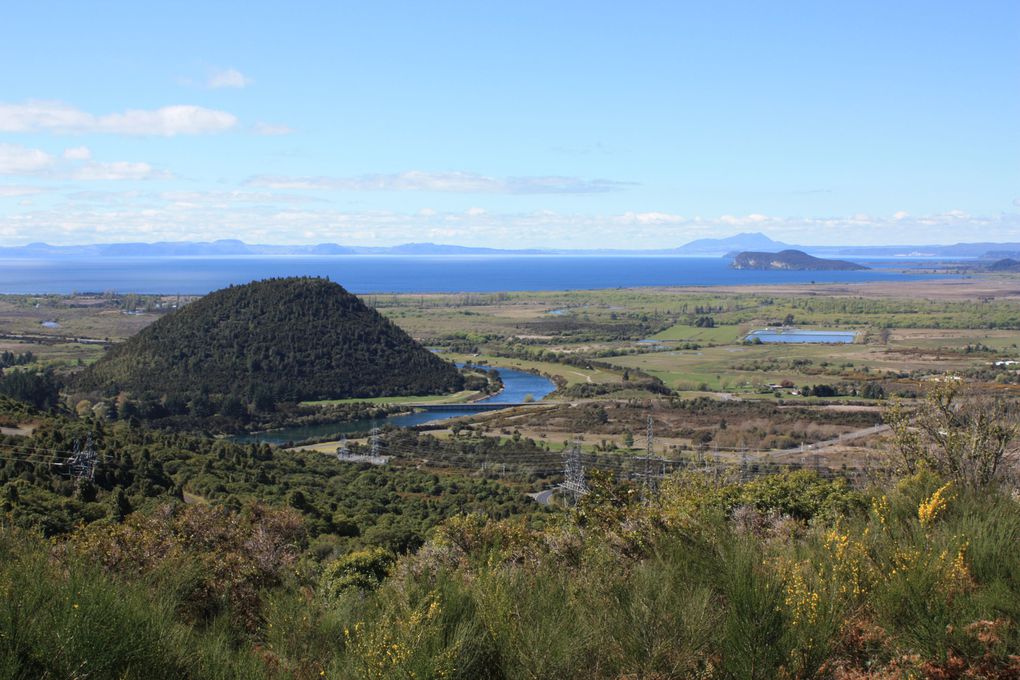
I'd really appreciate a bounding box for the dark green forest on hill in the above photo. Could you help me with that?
[74,277,464,408]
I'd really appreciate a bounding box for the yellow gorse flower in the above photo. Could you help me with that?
[823,527,870,598]
[781,560,820,628]
[918,482,955,527]
[871,494,889,528]
[343,595,448,679]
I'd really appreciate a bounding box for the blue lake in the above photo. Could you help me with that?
[746,329,858,344]
[232,366,556,446]
[0,255,940,295]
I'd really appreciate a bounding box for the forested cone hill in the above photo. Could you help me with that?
[75,277,463,405]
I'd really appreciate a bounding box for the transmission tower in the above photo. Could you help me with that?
[370,428,380,458]
[336,435,349,461]
[639,415,659,500]
[66,435,97,482]
[561,439,587,501]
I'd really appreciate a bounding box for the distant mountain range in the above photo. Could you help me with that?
[1,233,1018,259]
[670,232,795,256]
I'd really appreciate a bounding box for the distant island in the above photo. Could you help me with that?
[730,249,869,271]
[987,258,1020,272]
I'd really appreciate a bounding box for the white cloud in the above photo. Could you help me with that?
[617,211,687,225]
[62,146,92,160]
[158,190,324,206]
[0,141,170,181]
[246,170,633,194]
[0,100,238,136]
[72,161,167,181]
[0,143,54,174]
[252,122,294,136]
[0,186,47,197]
[207,68,253,89]
[466,207,486,216]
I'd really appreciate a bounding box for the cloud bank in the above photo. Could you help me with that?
[1,193,1016,249]
[0,100,238,136]
[246,170,634,194]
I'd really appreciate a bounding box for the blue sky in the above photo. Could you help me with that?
[1,1,1017,247]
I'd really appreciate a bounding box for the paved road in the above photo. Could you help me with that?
[527,488,557,506]
[0,331,109,345]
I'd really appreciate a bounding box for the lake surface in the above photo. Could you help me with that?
[233,365,556,446]
[746,329,858,344]
[0,256,938,295]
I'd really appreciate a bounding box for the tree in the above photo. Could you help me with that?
[110,488,132,522]
[887,378,1019,487]
[189,394,215,418]
[0,368,60,410]
[861,382,886,400]
[219,394,246,420]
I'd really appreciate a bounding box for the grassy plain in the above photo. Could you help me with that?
[356,276,1020,465]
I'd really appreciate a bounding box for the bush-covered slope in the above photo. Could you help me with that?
[76,277,463,404]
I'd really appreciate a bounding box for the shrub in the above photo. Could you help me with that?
[888,379,1019,487]
[320,547,395,600]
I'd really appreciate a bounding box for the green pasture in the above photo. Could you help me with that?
[649,323,746,343]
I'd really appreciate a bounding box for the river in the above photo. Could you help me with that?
[232,366,556,446]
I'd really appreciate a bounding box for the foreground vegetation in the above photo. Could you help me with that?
[0,384,1015,678]
[1,465,1017,679]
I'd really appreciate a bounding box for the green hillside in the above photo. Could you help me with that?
[76,277,463,405]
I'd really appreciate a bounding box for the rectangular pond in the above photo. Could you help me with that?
[746,329,858,344]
